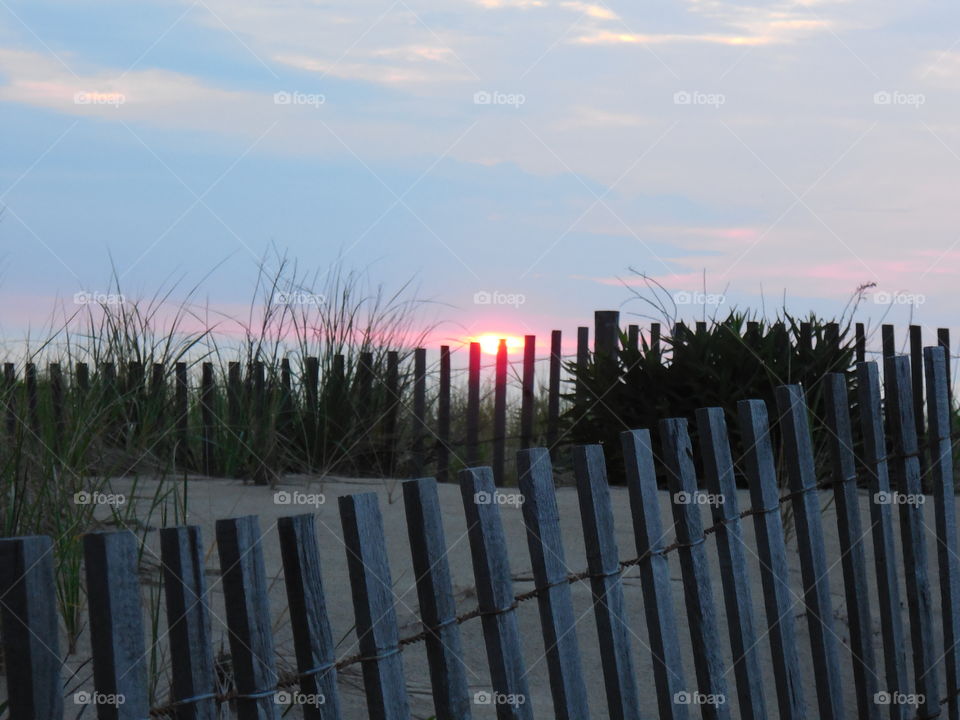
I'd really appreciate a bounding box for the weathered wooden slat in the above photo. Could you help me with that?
[25,362,38,433]
[627,324,639,352]
[83,530,150,719]
[650,322,661,355]
[696,407,767,720]
[856,322,866,363]
[437,345,451,483]
[0,535,63,720]
[775,384,845,720]
[459,467,534,719]
[572,445,641,720]
[520,335,535,450]
[909,326,925,461]
[467,342,481,466]
[938,328,952,412]
[339,493,411,720]
[517,448,591,720]
[493,339,508,485]
[884,355,940,720]
[402,478,472,720]
[159,526,217,720]
[3,362,15,437]
[620,428,689,720]
[822,375,881,720]
[547,330,561,458]
[215,516,279,720]
[856,361,909,720]
[277,514,343,720]
[737,399,806,720]
[925,345,960,720]
[659,418,731,720]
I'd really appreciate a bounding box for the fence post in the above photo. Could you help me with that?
[493,340,507,484]
[176,361,189,466]
[572,445,641,720]
[216,516,279,720]
[856,361,909,719]
[151,362,165,429]
[885,355,941,719]
[659,419,731,720]
[437,345,451,483]
[909,327,926,478]
[695,408,767,720]
[775,384,844,720]
[159,526,218,720]
[412,348,425,477]
[50,362,64,450]
[627,324,639,352]
[855,322,866,364]
[3,363,14,437]
[0,535,63,720]
[83,531,150,718]
[822,375,881,720]
[201,362,215,476]
[277,514,344,720]
[305,356,319,464]
[547,330,561,458]
[938,328,952,413]
[594,310,619,357]
[517,448,591,719]
[520,335,535,450]
[386,349,401,476]
[882,324,895,358]
[650,322,661,355]
[467,342,481,466]
[25,362,39,434]
[620,429,689,720]
[228,361,242,431]
[339,494,411,720]
[402,478,472,720]
[576,326,589,405]
[737,400,806,720]
[925,346,960,720]
[460,467,534,718]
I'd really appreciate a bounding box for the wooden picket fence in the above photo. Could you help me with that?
[3,347,960,719]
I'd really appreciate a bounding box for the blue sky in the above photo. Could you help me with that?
[1,0,959,350]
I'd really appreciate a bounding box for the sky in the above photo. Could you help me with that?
[1,0,959,354]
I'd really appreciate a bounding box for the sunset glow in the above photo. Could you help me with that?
[472,333,524,355]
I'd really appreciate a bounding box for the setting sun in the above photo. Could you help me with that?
[472,333,524,355]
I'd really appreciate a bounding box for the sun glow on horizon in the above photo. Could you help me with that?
[472,333,524,355]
